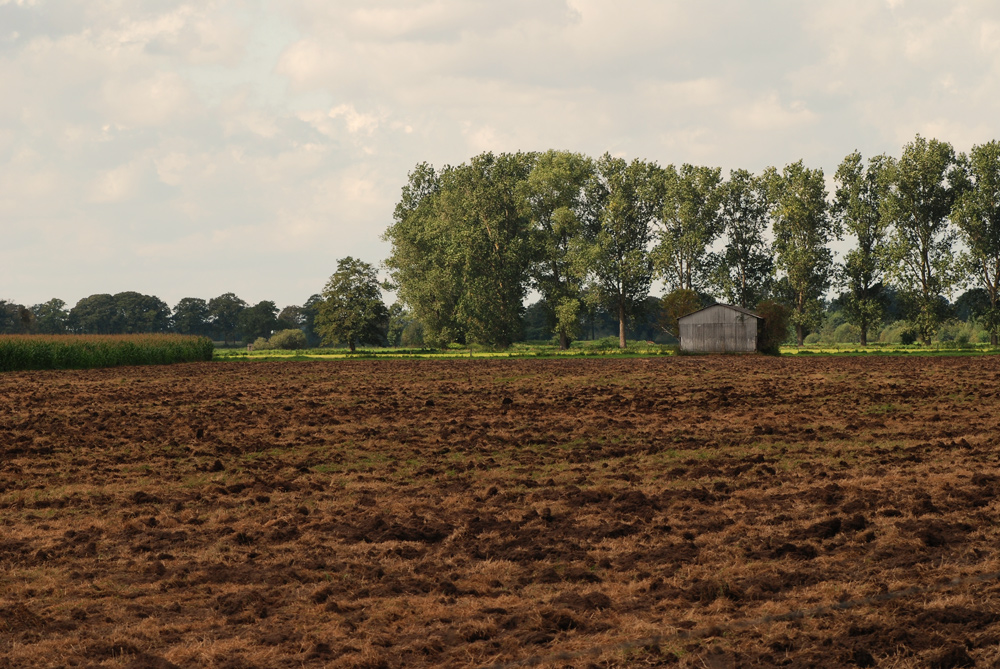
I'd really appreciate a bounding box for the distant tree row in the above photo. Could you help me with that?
[0,292,324,346]
[386,136,1000,347]
[0,260,398,351]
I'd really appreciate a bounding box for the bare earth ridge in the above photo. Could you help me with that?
[1,357,999,668]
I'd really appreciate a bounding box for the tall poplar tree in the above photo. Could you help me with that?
[952,140,1000,344]
[444,151,536,347]
[708,169,774,309]
[768,161,837,346]
[833,151,892,346]
[884,135,963,344]
[582,154,662,348]
[519,150,593,349]
[383,162,464,346]
[653,163,724,292]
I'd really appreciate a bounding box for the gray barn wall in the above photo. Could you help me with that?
[679,305,759,353]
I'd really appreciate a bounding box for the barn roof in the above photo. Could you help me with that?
[677,303,762,320]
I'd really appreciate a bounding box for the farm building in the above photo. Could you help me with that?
[678,304,762,353]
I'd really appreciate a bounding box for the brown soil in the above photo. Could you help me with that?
[1,356,999,668]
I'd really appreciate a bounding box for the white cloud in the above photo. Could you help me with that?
[4,0,1000,307]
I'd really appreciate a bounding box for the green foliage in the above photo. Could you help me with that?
[521,301,552,341]
[659,288,701,338]
[447,152,537,347]
[582,153,662,348]
[952,140,1000,344]
[400,320,425,347]
[301,294,323,347]
[768,160,837,345]
[0,334,213,372]
[277,305,305,331]
[239,300,280,343]
[553,297,582,345]
[207,293,247,346]
[756,300,791,355]
[385,153,537,348]
[29,298,68,335]
[884,135,963,344]
[171,297,211,337]
[0,300,32,334]
[520,150,592,349]
[267,329,307,350]
[386,303,411,347]
[67,292,170,335]
[316,257,389,352]
[832,322,862,343]
[708,169,774,308]
[653,163,724,292]
[834,151,893,345]
[384,162,463,346]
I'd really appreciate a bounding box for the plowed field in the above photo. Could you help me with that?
[2,357,1000,668]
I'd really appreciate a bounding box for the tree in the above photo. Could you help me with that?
[884,135,963,344]
[239,301,280,343]
[708,169,774,309]
[582,153,662,348]
[446,152,537,347]
[383,162,465,346]
[952,140,1000,345]
[113,292,169,333]
[31,298,69,334]
[833,151,893,346]
[659,288,701,339]
[301,294,323,347]
[207,293,248,346]
[316,257,389,352]
[520,150,592,349]
[386,153,537,348]
[171,298,211,336]
[653,163,724,292]
[386,303,415,347]
[277,305,305,331]
[0,300,31,334]
[69,294,117,334]
[768,160,837,346]
[756,300,791,355]
[953,288,991,323]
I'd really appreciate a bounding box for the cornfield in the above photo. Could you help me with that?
[0,334,214,371]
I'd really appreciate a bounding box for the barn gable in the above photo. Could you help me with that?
[677,304,761,353]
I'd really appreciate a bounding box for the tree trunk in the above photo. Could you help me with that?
[860,328,868,347]
[349,340,356,353]
[558,331,569,351]
[796,324,804,347]
[619,303,626,349]
[992,332,998,347]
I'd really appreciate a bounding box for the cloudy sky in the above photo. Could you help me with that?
[3,0,1000,310]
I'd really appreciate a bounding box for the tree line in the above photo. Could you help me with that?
[5,134,1000,350]
[385,135,1000,348]
[0,259,402,352]
[0,292,319,345]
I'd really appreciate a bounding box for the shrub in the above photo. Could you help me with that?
[252,337,272,351]
[587,336,624,351]
[832,322,861,343]
[400,321,425,347]
[268,329,307,350]
[756,300,791,355]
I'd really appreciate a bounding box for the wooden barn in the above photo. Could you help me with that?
[678,304,762,353]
